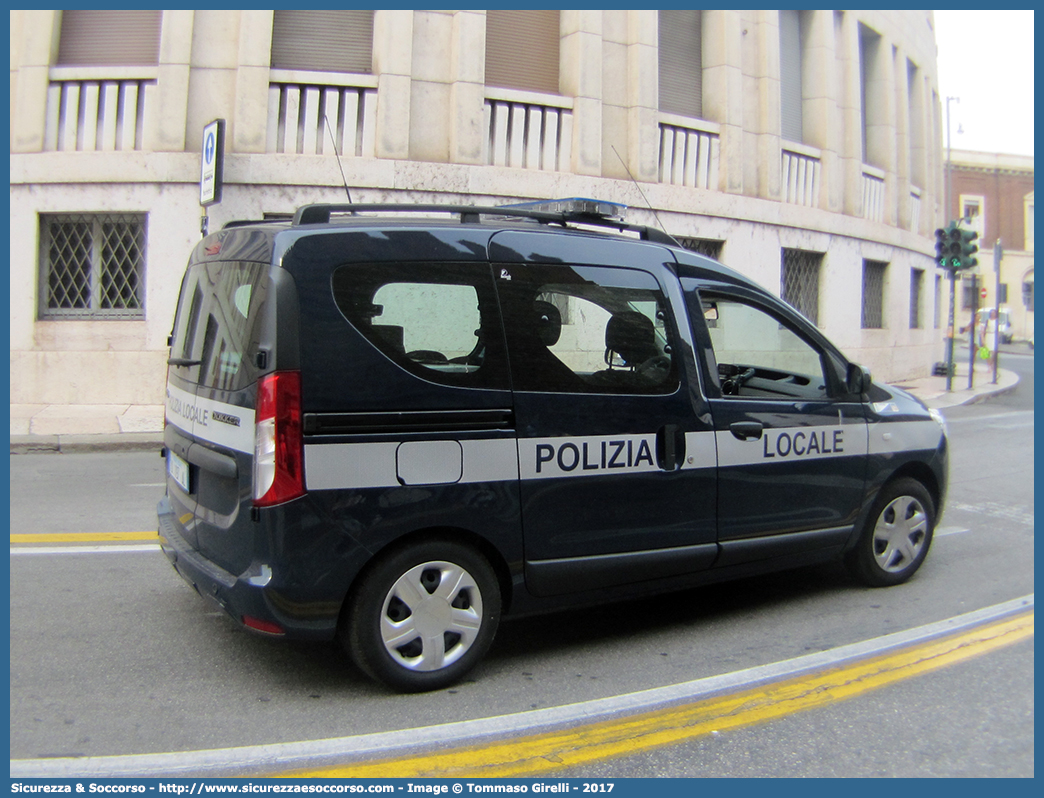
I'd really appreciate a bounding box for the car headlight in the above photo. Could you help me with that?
[929,407,948,436]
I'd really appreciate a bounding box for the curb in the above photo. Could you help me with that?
[9,432,164,455]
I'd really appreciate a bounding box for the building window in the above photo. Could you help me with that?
[486,10,560,95]
[861,260,886,329]
[858,24,883,166]
[909,269,923,329]
[270,10,374,74]
[781,249,822,325]
[961,281,979,311]
[1024,193,1034,252]
[677,237,724,261]
[57,10,160,66]
[779,10,807,143]
[1022,274,1034,312]
[658,10,703,119]
[960,194,985,239]
[39,213,146,319]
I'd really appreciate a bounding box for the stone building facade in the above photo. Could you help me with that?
[10,10,948,434]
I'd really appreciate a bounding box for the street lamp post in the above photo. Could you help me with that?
[944,96,959,391]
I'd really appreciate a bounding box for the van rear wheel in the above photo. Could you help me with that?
[344,540,500,692]
[846,477,935,587]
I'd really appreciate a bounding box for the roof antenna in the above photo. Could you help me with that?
[324,115,353,204]
[611,145,678,245]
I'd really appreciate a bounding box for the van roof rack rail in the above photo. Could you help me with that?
[290,203,680,247]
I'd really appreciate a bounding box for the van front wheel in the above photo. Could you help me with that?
[344,540,501,692]
[846,478,935,587]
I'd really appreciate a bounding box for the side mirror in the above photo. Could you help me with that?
[847,363,871,395]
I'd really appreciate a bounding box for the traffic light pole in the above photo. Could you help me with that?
[945,271,956,391]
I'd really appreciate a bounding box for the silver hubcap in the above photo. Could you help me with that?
[380,560,483,671]
[872,495,928,572]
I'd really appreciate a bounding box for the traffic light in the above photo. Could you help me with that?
[935,223,962,270]
[957,228,978,270]
[935,223,978,271]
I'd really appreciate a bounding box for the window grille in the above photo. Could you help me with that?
[677,237,723,260]
[39,213,145,319]
[909,269,923,329]
[780,249,821,325]
[861,260,886,328]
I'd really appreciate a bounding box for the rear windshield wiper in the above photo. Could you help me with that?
[167,357,203,366]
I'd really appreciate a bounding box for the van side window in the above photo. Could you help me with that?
[498,264,679,395]
[699,295,830,400]
[331,262,507,389]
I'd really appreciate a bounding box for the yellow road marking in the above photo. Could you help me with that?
[10,532,158,543]
[284,611,1033,778]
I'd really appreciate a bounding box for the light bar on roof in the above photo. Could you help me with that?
[499,197,627,221]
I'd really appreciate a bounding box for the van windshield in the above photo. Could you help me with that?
[169,260,268,392]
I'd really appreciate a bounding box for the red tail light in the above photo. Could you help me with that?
[253,371,305,507]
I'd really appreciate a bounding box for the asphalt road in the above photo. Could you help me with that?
[9,354,1034,776]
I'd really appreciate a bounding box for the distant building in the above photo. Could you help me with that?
[946,150,1034,341]
[10,10,948,431]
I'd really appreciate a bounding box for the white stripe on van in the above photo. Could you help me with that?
[165,383,255,455]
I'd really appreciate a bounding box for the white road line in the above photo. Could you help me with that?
[10,544,159,555]
[944,410,1034,424]
[935,526,970,537]
[9,594,1033,779]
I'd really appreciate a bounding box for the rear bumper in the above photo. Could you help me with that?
[157,496,340,640]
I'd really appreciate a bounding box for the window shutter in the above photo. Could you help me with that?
[485,10,560,95]
[57,10,160,66]
[271,10,374,74]
[658,10,703,119]
[779,10,803,143]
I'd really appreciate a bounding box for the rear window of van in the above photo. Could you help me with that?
[169,261,269,392]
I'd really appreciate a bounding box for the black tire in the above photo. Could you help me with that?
[846,477,935,587]
[343,539,501,692]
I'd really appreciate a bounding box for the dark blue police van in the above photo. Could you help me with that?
[158,201,948,692]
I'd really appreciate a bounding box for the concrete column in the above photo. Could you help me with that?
[803,10,842,213]
[894,45,912,232]
[703,10,744,194]
[409,10,454,163]
[10,10,59,153]
[449,10,486,165]
[372,9,413,160]
[753,10,781,201]
[837,11,863,217]
[148,10,193,152]
[625,11,659,183]
[561,10,602,176]
[865,39,898,226]
[232,11,274,154]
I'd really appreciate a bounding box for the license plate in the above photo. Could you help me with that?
[167,450,191,494]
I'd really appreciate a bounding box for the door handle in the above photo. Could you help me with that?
[730,421,764,441]
[656,424,686,470]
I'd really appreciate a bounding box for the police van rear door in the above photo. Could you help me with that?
[164,258,268,572]
[491,231,718,597]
